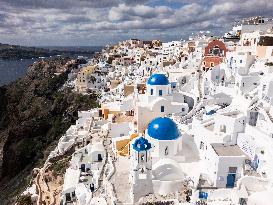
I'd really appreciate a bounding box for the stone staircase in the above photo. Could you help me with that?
[266,110,273,123]
[237,135,255,159]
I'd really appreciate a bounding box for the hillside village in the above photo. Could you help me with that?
[21,16,273,205]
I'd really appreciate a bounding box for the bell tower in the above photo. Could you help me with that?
[130,137,153,203]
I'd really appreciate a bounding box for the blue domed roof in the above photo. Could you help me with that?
[147,74,169,85]
[133,137,152,152]
[147,117,180,140]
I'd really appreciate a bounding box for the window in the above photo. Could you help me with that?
[161,106,164,112]
[229,167,237,173]
[212,46,221,56]
[210,62,214,67]
[164,146,169,155]
[240,60,243,63]
[220,124,226,133]
[182,108,185,112]
[200,141,204,150]
[72,191,75,198]
[159,90,163,96]
[140,153,145,162]
[150,89,153,95]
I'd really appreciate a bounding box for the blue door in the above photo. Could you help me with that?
[226,174,236,188]
[199,191,208,199]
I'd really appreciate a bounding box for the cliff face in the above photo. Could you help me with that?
[0,58,98,202]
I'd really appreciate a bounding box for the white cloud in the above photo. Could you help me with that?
[109,4,172,21]
[0,0,272,45]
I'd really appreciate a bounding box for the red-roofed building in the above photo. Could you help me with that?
[203,40,228,70]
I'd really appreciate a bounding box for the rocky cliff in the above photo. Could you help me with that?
[0,57,99,203]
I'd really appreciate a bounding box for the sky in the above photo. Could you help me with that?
[0,0,272,46]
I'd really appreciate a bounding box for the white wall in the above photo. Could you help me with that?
[204,144,245,188]
[136,106,162,133]
[90,150,105,162]
[136,88,189,132]
[235,75,260,94]
[152,180,183,196]
[146,84,172,101]
[208,66,226,84]
[214,114,246,144]
[215,156,245,187]
[109,122,130,138]
[147,136,182,159]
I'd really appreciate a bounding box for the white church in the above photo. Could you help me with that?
[135,73,189,133]
[130,117,187,202]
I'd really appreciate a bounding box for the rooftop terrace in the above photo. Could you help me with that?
[114,113,134,123]
[211,144,246,157]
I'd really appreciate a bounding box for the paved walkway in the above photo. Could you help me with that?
[112,156,131,204]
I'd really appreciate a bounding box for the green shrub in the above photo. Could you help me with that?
[16,194,32,205]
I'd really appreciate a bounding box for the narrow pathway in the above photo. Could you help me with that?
[92,130,117,204]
